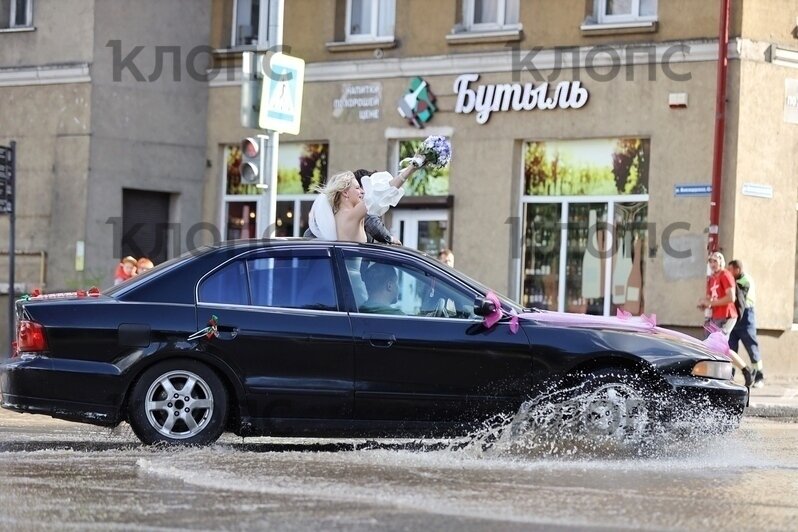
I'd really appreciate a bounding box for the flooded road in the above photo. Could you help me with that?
[1,410,797,531]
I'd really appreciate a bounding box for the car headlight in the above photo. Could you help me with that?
[691,360,733,380]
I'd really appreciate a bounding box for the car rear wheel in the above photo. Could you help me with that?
[128,359,228,445]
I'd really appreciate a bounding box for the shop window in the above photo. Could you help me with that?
[523,204,562,311]
[520,138,650,316]
[0,0,32,29]
[397,139,450,197]
[225,201,257,240]
[232,0,271,48]
[346,0,395,42]
[595,0,657,24]
[221,142,328,240]
[277,142,329,195]
[460,0,519,31]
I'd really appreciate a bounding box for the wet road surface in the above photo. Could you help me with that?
[1,410,797,531]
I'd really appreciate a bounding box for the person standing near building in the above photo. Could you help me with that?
[698,252,755,386]
[728,259,764,387]
[438,248,454,268]
[113,256,138,285]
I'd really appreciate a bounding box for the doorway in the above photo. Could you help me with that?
[390,209,450,256]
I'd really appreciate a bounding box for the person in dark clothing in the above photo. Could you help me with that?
[727,259,765,387]
[303,169,399,245]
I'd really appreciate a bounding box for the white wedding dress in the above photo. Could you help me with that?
[308,171,404,241]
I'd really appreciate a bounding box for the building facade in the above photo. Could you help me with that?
[205,0,798,377]
[0,0,212,350]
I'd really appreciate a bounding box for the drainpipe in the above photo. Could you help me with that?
[708,0,732,253]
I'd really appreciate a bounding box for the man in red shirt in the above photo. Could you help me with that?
[698,251,754,386]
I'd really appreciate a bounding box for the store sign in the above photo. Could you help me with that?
[333,82,382,121]
[454,74,589,124]
[397,77,437,128]
[674,184,712,197]
[785,79,798,124]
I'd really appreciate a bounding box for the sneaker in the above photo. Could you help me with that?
[742,367,754,387]
[753,371,765,388]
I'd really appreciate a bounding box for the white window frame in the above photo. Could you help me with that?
[5,0,33,28]
[231,0,271,49]
[345,0,395,43]
[462,0,519,32]
[596,0,658,24]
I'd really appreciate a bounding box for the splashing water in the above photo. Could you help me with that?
[450,378,743,460]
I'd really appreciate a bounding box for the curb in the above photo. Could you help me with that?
[744,403,798,418]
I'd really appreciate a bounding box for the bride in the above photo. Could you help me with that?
[308,164,419,243]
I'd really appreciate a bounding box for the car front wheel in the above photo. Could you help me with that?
[128,359,228,445]
[576,368,652,444]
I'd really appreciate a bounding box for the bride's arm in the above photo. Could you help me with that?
[388,164,419,189]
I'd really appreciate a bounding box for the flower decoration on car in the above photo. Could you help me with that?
[18,287,100,301]
[187,315,220,341]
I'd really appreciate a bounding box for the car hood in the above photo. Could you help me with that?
[521,318,730,363]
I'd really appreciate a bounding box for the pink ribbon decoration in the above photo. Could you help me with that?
[482,292,504,329]
[481,292,731,359]
[703,331,733,359]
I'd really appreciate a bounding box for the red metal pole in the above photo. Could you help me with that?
[709,0,732,253]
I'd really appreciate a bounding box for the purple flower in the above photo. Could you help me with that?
[418,136,451,169]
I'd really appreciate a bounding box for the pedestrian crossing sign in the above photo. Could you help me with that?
[259,53,305,135]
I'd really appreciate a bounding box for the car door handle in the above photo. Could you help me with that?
[367,334,395,348]
[216,325,238,340]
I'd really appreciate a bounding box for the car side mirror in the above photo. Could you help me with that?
[473,296,496,317]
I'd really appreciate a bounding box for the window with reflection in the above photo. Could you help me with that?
[520,138,650,316]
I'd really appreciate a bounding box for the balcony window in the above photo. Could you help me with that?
[346,0,395,42]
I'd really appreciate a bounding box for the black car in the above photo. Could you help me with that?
[1,240,747,445]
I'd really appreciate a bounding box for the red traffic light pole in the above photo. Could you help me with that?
[708,0,732,254]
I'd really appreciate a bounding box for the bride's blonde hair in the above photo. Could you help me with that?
[315,171,357,213]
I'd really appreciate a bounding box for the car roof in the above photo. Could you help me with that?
[208,238,441,261]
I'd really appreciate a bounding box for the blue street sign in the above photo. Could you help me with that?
[674,184,712,197]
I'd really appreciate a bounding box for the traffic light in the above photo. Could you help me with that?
[240,137,260,184]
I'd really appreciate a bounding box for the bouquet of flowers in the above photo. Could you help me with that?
[402,135,452,169]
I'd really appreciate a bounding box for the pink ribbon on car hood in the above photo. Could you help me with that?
[482,292,731,359]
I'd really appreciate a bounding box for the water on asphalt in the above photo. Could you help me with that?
[1,411,797,531]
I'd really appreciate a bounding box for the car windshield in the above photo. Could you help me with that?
[424,254,524,314]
